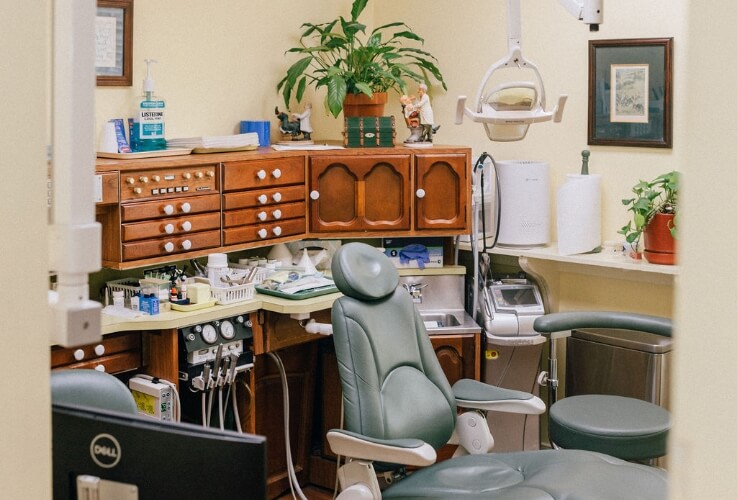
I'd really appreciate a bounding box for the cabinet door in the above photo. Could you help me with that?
[309,155,411,232]
[430,334,480,386]
[415,154,469,230]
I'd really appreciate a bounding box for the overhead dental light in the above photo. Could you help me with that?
[456,0,603,141]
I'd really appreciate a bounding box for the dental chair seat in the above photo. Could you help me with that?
[51,368,138,414]
[549,394,670,460]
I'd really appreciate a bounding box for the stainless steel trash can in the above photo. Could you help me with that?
[566,328,673,409]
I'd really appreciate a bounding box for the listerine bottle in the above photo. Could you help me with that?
[132,59,166,151]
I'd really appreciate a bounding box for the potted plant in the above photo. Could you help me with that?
[276,0,447,118]
[618,171,680,265]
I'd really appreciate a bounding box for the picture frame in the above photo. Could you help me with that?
[588,38,673,148]
[95,0,133,86]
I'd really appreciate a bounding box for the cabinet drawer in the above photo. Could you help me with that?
[223,201,305,228]
[122,230,220,261]
[56,351,142,374]
[223,157,305,191]
[122,212,221,242]
[51,332,141,369]
[121,193,220,222]
[223,218,304,245]
[223,185,305,210]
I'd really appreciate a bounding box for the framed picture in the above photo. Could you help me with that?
[95,0,133,86]
[588,38,673,148]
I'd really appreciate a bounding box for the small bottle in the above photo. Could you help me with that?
[132,59,166,152]
[130,293,140,312]
[112,290,125,308]
[170,286,178,302]
[179,280,188,301]
[149,293,160,315]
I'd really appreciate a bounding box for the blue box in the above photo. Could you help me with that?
[382,237,444,269]
[240,120,270,146]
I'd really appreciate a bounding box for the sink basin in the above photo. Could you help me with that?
[421,312,461,329]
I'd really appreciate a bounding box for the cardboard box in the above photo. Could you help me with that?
[383,237,444,268]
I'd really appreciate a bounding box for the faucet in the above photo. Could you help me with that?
[402,282,428,303]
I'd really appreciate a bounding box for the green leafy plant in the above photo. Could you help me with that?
[276,0,446,118]
[618,171,680,248]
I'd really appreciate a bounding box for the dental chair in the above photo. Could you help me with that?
[51,368,138,414]
[327,242,667,499]
[534,312,672,462]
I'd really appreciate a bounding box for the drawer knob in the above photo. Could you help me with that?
[164,223,175,234]
[183,172,192,180]
[272,209,282,220]
[257,194,268,204]
[73,348,85,361]
[152,175,161,182]
[126,177,135,185]
[256,169,267,180]
[272,226,282,237]
[416,188,426,199]
[164,241,175,252]
[95,365,106,372]
[180,202,192,213]
[272,192,282,202]
[310,190,320,200]
[94,344,105,356]
[163,204,174,215]
[272,169,282,179]
[181,239,192,250]
[257,211,267,221]
[195,172,204,179]
[133,187,142,195]
[257,228,268,239]
[207,170,215,178]
[139,176,149,184]
[181,221,192,232]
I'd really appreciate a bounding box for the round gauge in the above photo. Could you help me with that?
[220,320,235,340]
[201,324,218,344]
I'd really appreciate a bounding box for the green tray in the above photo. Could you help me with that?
[255,284,339,300]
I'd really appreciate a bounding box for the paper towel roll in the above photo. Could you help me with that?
[557,174,601,255]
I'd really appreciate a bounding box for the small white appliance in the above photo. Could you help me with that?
[496,160,550,247]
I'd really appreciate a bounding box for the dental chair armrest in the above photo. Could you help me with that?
[326,429,437,467]
[533,311,672,337]
[452,379,545,414]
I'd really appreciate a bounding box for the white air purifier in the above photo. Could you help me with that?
[495,160,550,247]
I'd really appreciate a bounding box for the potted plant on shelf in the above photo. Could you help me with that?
[276,0,446,118]
[619,171,680,265]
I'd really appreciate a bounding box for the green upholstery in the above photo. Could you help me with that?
[51,369,138,415]
[534,311,673,461]
[329,243,667,499]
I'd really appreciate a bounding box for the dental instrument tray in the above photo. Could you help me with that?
[255,272,339,300]
[255,284,339,300]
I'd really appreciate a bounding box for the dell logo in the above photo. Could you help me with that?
[90,433,121,468]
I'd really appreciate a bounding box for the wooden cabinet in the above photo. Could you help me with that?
[51,331,142,374]
[415,154,468,231]
[430,333,481,385]
[309,155,411,233]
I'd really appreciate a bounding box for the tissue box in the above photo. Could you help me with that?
[187,282,211,304]
[382,237,444,269]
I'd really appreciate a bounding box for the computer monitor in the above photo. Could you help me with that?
[52,402,266,500]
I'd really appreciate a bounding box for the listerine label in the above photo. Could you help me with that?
[138,100,165,139]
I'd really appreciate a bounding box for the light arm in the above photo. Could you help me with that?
[557,0,603,30]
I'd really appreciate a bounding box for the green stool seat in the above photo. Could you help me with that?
[549,395,670,460]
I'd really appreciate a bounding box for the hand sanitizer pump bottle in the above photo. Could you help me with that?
[132,59,166,151]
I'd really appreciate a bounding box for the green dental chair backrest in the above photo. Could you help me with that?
[51,368,138,415]
[331,242,457,449]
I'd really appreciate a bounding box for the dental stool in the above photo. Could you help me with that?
[327,242,666,499]
[534,312,672,462]
[51,369,138,414]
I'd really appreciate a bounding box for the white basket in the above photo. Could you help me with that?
[227,264,272,284]
[107,278,141,303]
[210,282,255,305]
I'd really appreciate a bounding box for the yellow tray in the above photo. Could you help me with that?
[170,299,216,312]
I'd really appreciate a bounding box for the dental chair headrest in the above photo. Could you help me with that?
[331,242,399,301]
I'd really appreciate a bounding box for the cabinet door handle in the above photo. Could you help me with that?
[257,211,267,221]
[95,365,106,372]
[181,239,192,250]
[163,204,175,215]
[180,202,192,213]
[272,192,282,202]
[257,228,268,239]
[310,190,320,200]
[272,168,282,179]
[164,223,175,234]
[73,349,85,361]
[272,226,282,236]
[180,221,192,232]
[416,188,426,199]
[256,169,267,180]
[257,194,268,204]
[164,241,175,252]
[94,344,105,356]
[272,209,282,220]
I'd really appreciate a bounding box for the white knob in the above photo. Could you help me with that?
[181,221,192,232]
[126,177,135,185]
[181,239,192,250]
[272,209,282,219]
[180,202,192,213]
[310,190,320,200]
[257,228,268,239]
[163,204,174,215]
[257,211,267,221]
[416,188,426,199]
[133,187,142,194]
[95,365,106,372]
[272,169,282,179]
[164,241,175,252]
[164,223,175,234]
[272,192,282,202]
[273,226,282,236]
[256,169,267,180]
[73,349,85,361]
[257,194,268,204]
[94,344,105,356]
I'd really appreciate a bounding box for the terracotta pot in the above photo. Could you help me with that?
[643,212,677,265]
[343,92,388,117]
